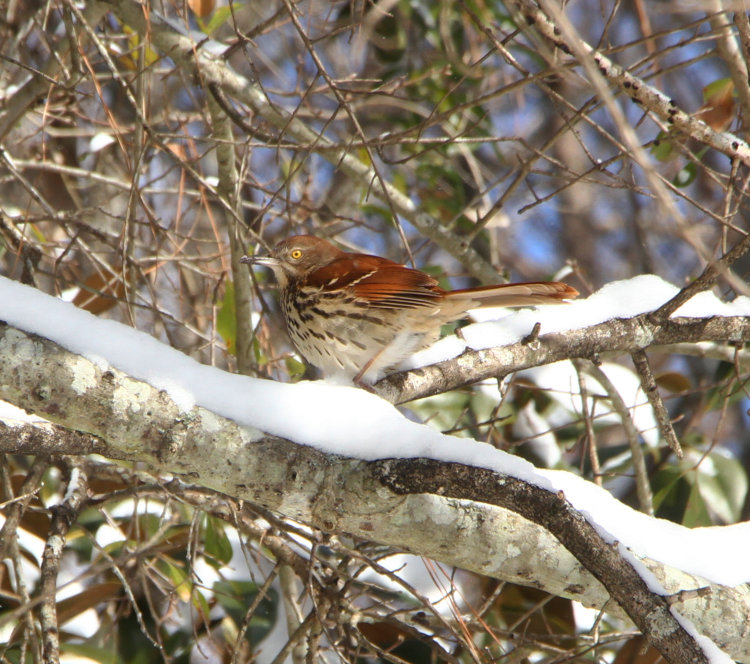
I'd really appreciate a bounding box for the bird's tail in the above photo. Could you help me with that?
[446,282,578,308]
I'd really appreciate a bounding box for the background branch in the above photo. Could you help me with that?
[103,0,501,283]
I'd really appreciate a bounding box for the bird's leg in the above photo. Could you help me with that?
[352,349,387,391]
[353,329,424,391]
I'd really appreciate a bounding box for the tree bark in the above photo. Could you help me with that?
[0,321,747,662]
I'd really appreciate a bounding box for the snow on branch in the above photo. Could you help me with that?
[379,272,750,403]
[375,459,705,664]
[379,310,750,403]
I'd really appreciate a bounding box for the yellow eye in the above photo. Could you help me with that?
[290,249,303,260]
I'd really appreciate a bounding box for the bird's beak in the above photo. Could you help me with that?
[241,254,277,266]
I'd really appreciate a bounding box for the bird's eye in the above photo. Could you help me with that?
[290,249,303,260]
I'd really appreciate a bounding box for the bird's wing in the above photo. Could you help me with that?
[306,255,442,310]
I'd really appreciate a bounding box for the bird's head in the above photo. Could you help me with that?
[241,235,343,286]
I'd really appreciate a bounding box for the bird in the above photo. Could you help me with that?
[242,235,578,386]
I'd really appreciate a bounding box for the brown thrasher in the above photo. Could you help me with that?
[242,235,578,386]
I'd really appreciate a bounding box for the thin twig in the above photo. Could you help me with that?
[631,350,683,458]
[649,232,750,322]
[0,457,48,562]
[575,362,602,486]
[574,360,654,515]
[40,460,89,664]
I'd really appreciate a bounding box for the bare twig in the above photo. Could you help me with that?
[39,460,89,664]
[0,456,48,562]
[574,359,654,515]
[631,350,683,458]
[506,0,750,165]
[574,360,602,486]
[650,232,750,321]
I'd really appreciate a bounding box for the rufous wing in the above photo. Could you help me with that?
[307,255,444,310]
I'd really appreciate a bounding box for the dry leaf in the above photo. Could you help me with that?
[695,79,735,132]
[189,0,215,18]
[72,266,128,315]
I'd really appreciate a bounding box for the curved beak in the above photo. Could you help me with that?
[240,254,277,266]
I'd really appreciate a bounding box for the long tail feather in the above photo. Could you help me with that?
[446,282,578,308]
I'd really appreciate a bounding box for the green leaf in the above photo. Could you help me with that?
[673,161,697,188]
[213,580,278,644]
[192,587,211,620]
[695,453,748,523]
[203,514,233,567]
[285,355,307,379]
[199,5,238,35]
[360,202,394,223]
[682,476,712,527]
[217,280,237,355]
[651,131,677,162]
[651,466,688,521]
[160,559,192,601]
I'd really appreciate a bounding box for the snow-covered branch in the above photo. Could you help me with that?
[379,311,750,403]
[0,276,749,661]
[378,269,750,403]
[376,459,702,664]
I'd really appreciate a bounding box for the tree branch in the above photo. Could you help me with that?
[40,459,88,664]
[377,314,750,403]
[373,459,705,664]
[0,321,748,661]
[507,0,750,166]
[631,349,683,458]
